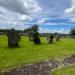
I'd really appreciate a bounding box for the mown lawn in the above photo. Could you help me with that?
[0,35,75,71]
[51,66,75,75]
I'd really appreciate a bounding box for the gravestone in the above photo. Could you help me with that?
[33,32,41,45]
[7,28,20,48]
[56,34,60,41]
[49,35,54,44]
[29,32,34,41]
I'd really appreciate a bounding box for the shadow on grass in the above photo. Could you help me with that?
[41,42,57,46]
[0,41,58,50]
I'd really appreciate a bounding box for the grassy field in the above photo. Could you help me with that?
[0,35,75,72]
[51,66,75,75]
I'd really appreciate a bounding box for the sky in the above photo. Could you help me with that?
[0,0,75,34]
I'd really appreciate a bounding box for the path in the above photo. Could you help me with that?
[0,55,75,75]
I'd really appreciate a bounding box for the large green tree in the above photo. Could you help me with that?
[24,24,39,34]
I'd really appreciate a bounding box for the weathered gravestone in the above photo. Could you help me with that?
[56,34,60,41]
[7,28,21,48]
[29,32,34,41]
[33,32,41,45]
[49,35,54,44]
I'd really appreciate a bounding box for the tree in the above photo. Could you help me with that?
[70,28,75,36]
[24,24,41,44]
[24,24,40,41]
[24,24,39,35]
[30,24,39,37]
[31,25,39,32]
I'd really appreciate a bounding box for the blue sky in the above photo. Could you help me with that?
[0,0,75,34]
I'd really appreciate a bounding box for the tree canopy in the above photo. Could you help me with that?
[70,28,75,36]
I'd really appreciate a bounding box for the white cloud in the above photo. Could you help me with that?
[65,0,75,22]
[57,29,65,33]
[0,0,42,15]
[37,18,46,24]
[0,0,42,28]
[36,18,74,26]
[39,27,70,34]
[57,29,70,34]
[39,27,51,33]
[0,19,29,30]
[20,15,32,22]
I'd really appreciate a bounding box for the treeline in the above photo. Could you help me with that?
[0,25,75,37]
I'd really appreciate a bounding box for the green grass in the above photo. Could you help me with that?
[0,35,75,71]
[51,66,75,75]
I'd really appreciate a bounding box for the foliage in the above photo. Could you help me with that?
[31,24,39,33]
[70,28,75,36]
[24,24,39,35]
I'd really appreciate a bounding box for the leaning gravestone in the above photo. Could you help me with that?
[7,28,20,48]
